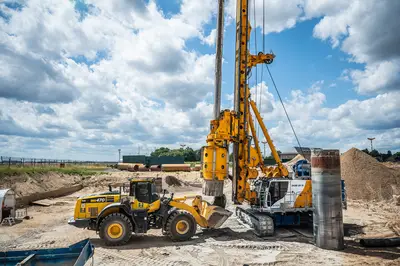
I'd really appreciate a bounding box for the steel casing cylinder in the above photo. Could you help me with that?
[312,149,344,250]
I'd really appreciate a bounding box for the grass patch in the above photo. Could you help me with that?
[0,165,106,179]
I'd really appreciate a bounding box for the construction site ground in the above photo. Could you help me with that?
[1,170,399,266]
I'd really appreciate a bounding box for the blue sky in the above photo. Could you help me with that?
[0,0,399,160]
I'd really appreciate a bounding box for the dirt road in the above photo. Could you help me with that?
[0,171,399,265]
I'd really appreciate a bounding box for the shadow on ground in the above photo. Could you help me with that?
[90,222,400,261]
[344,223,366,237]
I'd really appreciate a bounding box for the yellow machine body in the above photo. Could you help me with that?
[201,0,289,205]
[74,193,121,220]
[69,178,232,245]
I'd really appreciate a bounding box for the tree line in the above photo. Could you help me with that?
[361,149,400,162]
[151,146,283,162]
[151,147,201,162]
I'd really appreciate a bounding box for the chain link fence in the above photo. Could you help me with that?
[0,156,115,167]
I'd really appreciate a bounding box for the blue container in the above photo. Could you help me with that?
[0,239,94,266]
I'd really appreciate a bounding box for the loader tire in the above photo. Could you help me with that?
[99,213,133,246]
[165,211,196,241]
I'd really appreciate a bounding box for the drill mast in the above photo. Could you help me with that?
[202,0,288,204]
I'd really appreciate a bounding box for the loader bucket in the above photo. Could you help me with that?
[203,205,232,229]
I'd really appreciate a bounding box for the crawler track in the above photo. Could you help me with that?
[235,206,274,237]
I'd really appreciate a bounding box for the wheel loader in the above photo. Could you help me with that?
[68,178,232,246]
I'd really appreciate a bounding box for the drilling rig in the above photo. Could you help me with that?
[201,0,313,236]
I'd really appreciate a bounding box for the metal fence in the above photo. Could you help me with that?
[0,156,116,167]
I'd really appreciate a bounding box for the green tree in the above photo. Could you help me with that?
[151,147,170,157]
[361,148,369,154]
[195,149,202,161]
[151,146,200,161]
[183,147,197,161]
[370,149,380,157]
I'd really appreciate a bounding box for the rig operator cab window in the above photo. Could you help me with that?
[266,180,289,207]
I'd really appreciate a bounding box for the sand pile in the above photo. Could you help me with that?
[341,148,400,201]
[383,162,400,169]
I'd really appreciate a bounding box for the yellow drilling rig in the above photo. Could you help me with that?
[201,0,313,236]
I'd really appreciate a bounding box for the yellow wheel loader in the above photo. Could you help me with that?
[68,178,232,246]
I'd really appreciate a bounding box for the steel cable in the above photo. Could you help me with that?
[265,65,305,157]
[252,0,259,139]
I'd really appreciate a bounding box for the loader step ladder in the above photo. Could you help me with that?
[1,217,15,226]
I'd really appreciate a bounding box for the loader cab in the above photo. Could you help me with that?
[129,180,160,209]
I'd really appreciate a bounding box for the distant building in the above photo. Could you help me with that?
[294,147,313,161]
[279,152,298,161]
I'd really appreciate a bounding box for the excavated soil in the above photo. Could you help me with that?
[383,162,400,169]
[0,171,203,206]
[165,175,182,187]
[0,170,399,265]
[0,173,84,206]
[341,148,400,201]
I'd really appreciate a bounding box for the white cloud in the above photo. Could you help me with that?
[248,81,400,152]
[226,0,304,34]
[227,0,400,95]
[202,28,216,46]
[0,0,399,160]
[347,60,400,94]
[0,0,219,159]
[329,83,337,88]
[311,0,400,94]
[303,0,351,18]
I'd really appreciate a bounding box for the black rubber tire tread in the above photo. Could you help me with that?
[165,211,196,241]
[99,213,133,246]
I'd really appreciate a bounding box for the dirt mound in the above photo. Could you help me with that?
[386,219,400,236]
[341,148,400,201]
[165,176,182,187]
[0,172,84,206]
[382,162,400,169]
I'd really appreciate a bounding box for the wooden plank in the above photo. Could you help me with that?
[31,199,52,207]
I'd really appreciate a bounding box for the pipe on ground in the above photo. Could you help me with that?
[161,164,191,172]
[150,165,161,172]
[360,237,400,247]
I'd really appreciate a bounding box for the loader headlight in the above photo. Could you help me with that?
[80,203,85,213]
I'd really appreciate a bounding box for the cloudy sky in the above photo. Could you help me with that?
[0,0,399,161]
